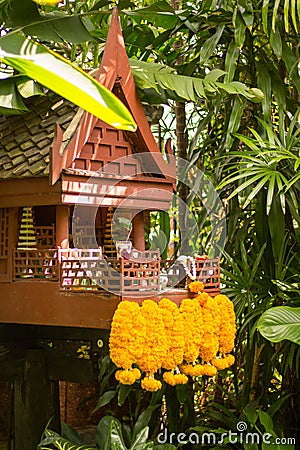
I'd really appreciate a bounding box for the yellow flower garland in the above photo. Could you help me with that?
[179,298,203,363]
[136,299,168,374]
[109,292,236,391]
[197,293,220,362]
[214,294,236,354]
[158,298,185,370]
[109,301,146,370]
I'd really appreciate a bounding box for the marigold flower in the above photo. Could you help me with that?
[115,368,141,385]
[201,364,217,377]
[179,363,205,377]
[188,280,205,293]
[179,363,195,376]
[109,301,146,369]
[162,371,188,386]
[137,300,168,373]
[173,373,188,385]
[163,371,176,386]
[179,299,203,363]
[211,358,229,371]
[191,364,205,377]
[159,298,185,370]
[225,354,235,366]
[211,354,235,371]
[214,294,236,354]
[141,376,162,392]
[197,294,220,362]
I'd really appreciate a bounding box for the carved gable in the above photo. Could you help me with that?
[72,119,141,176]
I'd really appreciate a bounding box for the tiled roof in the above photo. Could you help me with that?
[0,91,77,180]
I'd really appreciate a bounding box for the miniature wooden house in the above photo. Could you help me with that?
[0,9,221,448]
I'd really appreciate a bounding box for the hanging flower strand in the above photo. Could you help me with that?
[109,301,145,384]
[179,298,203,363]
[197,292,220,363]
[158,298,185,370]
[159,298,188,386]
[109,293,236,390]
[137,299,168,391]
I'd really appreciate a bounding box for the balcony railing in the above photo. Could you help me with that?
[13,248,220,295]
[14,249,59,280]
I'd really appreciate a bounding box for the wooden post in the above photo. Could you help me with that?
[132,211,145,251]
[56,205,69,248]
[14,349,60,450]
[8,207,19,282]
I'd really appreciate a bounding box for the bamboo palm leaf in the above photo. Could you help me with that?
[284,0,290,32]
[129,59,263,102]
[272,0,282,31]
[224,41,240,82]
[266,174,276,214]
[200,26,224,64]
[225,96,247,149]
[243,175,270,208]
[291,0,298,31]
[262,0,270,33]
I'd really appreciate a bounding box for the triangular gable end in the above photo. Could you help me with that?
[50,7,174,185]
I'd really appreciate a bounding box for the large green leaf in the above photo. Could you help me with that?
[0,33,136,131]
[257,306,300,344]
[124,1,178,30]
[130,59,263,103]
[132,405,160,441]
[130,427,152,450]
[96,416,119,450]
[0,77,29,114]
[9,0,95,43]
[38,428,93,449]
[93,389,116,412]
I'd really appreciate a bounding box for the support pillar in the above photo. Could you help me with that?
[132,211,145,251]
[14,349,60,450]
[56,205,69,248]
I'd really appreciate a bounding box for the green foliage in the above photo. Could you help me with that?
[0,33,136,130]
[257,306,300,344]
[38,428,94,449]
[2,0,300,442]
[130,59,263,103]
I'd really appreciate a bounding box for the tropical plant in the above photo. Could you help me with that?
[0,33,136,130]
[39,416,176,450]
[257,306,300,345]
[2,0,300,443]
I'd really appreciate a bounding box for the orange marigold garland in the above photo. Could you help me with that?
[179,298,203,364]
[214,294,236,354]
[109,301,146,372]
[137,299,167,373]
[197,293,220,363]
[158,298,185,370]
[109,291,236,391]
[137,299,168,391]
